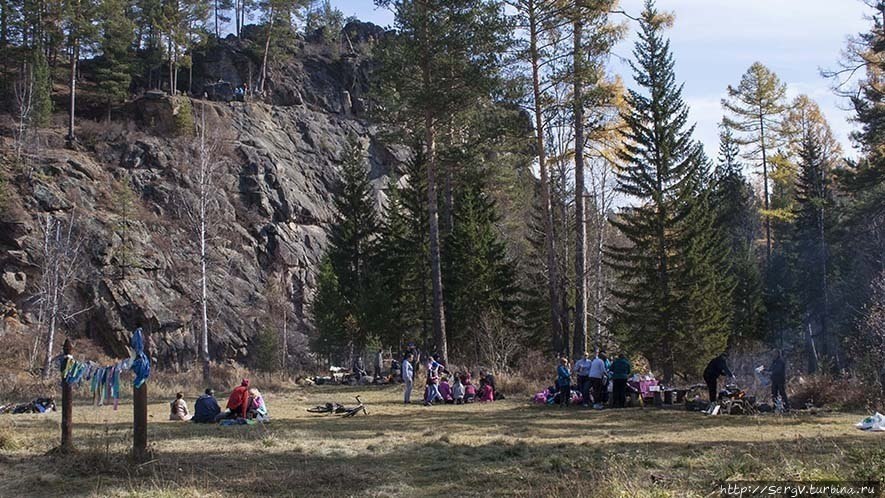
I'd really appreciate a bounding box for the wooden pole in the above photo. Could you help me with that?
[132,332,149,462]
[133,383,147,461]
[60,338,73,452]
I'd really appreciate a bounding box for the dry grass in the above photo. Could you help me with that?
[0,385,881,497]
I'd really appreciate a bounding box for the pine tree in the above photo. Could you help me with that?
[607,0,729,381]
[373,0,510,362]
[722,62,789,262]
[95,0,136,117]
[31,49,52,128]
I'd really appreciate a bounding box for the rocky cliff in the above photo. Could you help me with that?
[0,22,404,369]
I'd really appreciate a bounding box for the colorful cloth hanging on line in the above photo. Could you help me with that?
[130,328,150,389]
[57,328,151,409]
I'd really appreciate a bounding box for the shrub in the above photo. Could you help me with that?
[790,374,869,410]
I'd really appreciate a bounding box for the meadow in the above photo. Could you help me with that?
[0,385,882,497]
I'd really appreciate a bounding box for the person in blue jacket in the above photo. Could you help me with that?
[556,357,572,407]
[192,388,221,423]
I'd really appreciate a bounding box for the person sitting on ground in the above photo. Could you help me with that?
[482,370,502,400]
[169,392,191,421]
[464,377,477,403]
[703,353,734,404]
[556,357,572,407]
[438,376,453,404]
[192,388,221,423]
[214,379,250,422]
[610,353,632,408]
[478,378,495,402]
[247,387,269,421]
[452,375,465,404]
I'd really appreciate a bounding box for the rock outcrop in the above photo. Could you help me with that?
[0,23,404,368]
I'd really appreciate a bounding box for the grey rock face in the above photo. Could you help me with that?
[0,28,402,368]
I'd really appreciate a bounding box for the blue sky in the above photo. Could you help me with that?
[331,0,871,157]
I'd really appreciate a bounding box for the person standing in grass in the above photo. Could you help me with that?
[374,349,384,379]
[610,353,632,408]
[574,352,593,407]
[556,357,572,407]
[403,352,415,404]
[703,353,734,404]
[588,352,608,409]
[769,350,789,411]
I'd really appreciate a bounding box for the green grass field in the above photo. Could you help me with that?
[0,385,882,497]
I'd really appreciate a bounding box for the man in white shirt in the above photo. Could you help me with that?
[574,352,593,407]
[402,352,414,404]
[588,352,608,408]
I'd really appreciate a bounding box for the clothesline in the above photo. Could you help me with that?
[57,328,152,410]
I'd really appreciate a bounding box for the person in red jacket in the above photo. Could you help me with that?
[214,379,250,421]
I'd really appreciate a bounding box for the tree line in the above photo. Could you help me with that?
[3,0,884,389]
[315,0,885,392]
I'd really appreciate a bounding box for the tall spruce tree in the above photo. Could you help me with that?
[312,138,381,357]
[608,0,730,381]
[374,150,432,348]
[444,175,521,362]
[713,122,765,344]
[788,96,842,371]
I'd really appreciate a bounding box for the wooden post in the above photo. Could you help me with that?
[133,382,148,461]
[132,332,149,463]
[60,339,73,452]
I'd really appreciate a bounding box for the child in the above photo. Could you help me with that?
[464,378,477,403]
[452,375,465,405]
[478,378,494,402]
[439,377,453,404]
[247,387,269,421]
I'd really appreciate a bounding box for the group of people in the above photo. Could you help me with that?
[555,349,789,410]
[169,379,270,423]
[400,352,499,406]
[557,351,633,409]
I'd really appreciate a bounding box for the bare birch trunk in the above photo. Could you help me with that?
[67,33,78,142]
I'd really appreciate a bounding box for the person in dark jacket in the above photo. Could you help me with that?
[610,354,632,408]
[770,350,788,410]
[192,388,221,423]
[703,353,734,403]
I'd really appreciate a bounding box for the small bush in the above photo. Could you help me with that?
[790,374,869,410]
[0,426,20,451]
